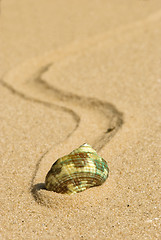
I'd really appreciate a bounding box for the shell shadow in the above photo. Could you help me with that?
[31,183,48,206]
[32,183,46,192]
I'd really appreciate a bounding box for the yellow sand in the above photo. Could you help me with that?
[0,1,161,239]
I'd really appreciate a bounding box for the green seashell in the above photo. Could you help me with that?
[45,143,109,195]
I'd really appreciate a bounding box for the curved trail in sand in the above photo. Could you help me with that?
[1,9,161,207]
[0,59,123,207]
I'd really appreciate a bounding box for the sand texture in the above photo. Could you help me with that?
[0,1,161,239]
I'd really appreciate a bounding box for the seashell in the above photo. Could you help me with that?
[45,143,109,195]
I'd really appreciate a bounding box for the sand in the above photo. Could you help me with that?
[0,1,161,239]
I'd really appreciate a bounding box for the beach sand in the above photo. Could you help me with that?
[0,1,161,239]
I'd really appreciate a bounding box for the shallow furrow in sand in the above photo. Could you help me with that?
[0,57,123,207]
